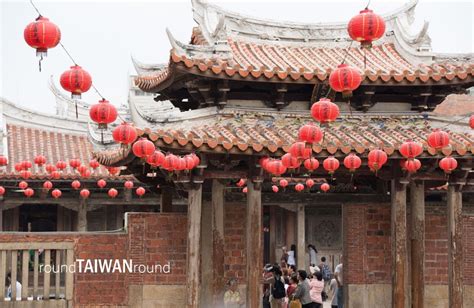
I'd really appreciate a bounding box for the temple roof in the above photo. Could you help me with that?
[134,0,474,91]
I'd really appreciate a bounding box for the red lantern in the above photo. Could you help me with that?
[259,157,270,169]
[311,98,340,124]
[14,163,23,172]
[34,155,46,166]
[323,157,340,175]
[368,149,388,171]
[295,183,305,192]
[348,8,386,49]
[132,138,155,158]
[108,188,118,198]
[0,186,5,196]
[112,122,138,145]
[89,99,118,129]
[175,157,187,171]
[236,178,246,187]
[306,179,315,188]
[43,181,53,190]
[45,164,56,173]
[80,189,90,199]
[19,181,28,189]
[427,130,450,150]
[146,151,165,167]
[136,187,146,197]
[69,159,81,169]
[81,169,91,178]
[242,187,248,193]
[56,161,67,170]
[77,165,88,174]
[298,124,323,143]
[71,180,81,190]
[51,189,62,199]
[20,170,32,179]
[343,153,362,172]
[267,160,287,176]
[124,181,134,189]
[289,142,311,159]
[162,154,179,171]
[24,16,61,59]
[50,171,61,179]
[184,155,196,170]
[329,64,362,97]
[24,188,34,198]
[272,185,279,193]
[320,183,330,192]
[60,65,92,99]
[399,140,423,159]
[281,153,301,169]
[279,179,289,188]
[89,159,100,169]
[304,158,319,171]
[439,157,458,174]
[97,179,107,188]
[21,161,32,170]
[470,115,474,129]
[190,153,200,167]
[107,167,120,175]
[0,156,7,166]
[404,159,421,173]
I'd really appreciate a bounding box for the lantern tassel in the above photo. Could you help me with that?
[101,130,104,144]
[38,55,43,72]
[75,102,78,119]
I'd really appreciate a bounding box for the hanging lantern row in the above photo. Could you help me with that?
[241,181,330,194]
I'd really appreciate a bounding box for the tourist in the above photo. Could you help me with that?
[307,244,318,267]
[329,277,338,308]
[335,259,343,308]
[224,278,244,308]
[287,245,296,267]
[309,271,324,308]
[292,270,313,308]
[6,272,22,301]
[318,256,332,298]
[264,264,286,308]
[288,264,297,276]
[281,246,289,268]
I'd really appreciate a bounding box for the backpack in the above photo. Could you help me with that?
[272,275,286,299]
[321,264,332,281]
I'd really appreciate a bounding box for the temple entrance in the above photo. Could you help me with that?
[19,204,57,232]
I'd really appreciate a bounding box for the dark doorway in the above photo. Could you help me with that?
[19,204,57,231]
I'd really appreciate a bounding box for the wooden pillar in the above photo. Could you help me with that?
[201,200,212,308]
[13,207,19,231]
[447,184,463,308]
[186,184,202,308]
[211,180,225,306]
[391,180,408,308]
[410,181,424,308]
[246,181,262,308]
[269,206,276,263]
[0,208,3,231]
[160,186,173,212]
[77,199,87,232]
[297,204,306,270]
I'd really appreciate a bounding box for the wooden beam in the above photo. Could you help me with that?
[447,184,463,307]
[410,181,425,308]
[296,204,306,269]
[211,179,225,307]
[246,181,262,308]
[186,184,202,308]
[391,180,408,308]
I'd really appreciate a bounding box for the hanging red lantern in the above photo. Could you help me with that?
[124,181,134,189]
[45,164,56,173]
[80,169,91,178]
[24,188,34,198]
[281,153,301,169]
[20,170,32,179]
[97,179,107,188]
[50,171,61,179]
[272,185,279,193]
[14,163,23,172]
[289,142,311,159]
[0,156,7,166]
[236,178,246,187]
[190,153,200,167]
[368,149,388,171]
[77,165,88,174]
[0,186,5,196]
[176,157,187,171]
[348,8,386,49]
[89,99,118,129]
[399,140,423,159]
[343,153,362,172]
[427,130,450,150]
[107,167,120,175]
[89,159,100,169]
[242,187,248,193]
[267,160,287,176]
[43,181,53,190]
[295,183,305,192]
[161,154,180,171]
[439,157,458,174]
[310,98,340,124]
[306,179,315,188]
[108,188,118,198]
[80,189,90,199]
[259,157,270,169]
[132,138,156,158]
[298,124,323,143]
[51,189,62,199]
[24,16,61,62]
[184,155,196,170]
[21,161,32,170]
[60,65,92,99]
[146,151,165,167]
[303,158,319,171]
[320,183,330,193]
[69,159,81,169]
[71,180,81,190]
[404,159,421,173]
[56,161,67,170]
[470,115,474,129]
[34,155,46,166]
[279,179,289,188]
[136,186,146,197]
[323,157,340,175]
[112,122,138,145]
[329,64,362,97]
[19,181,28,189]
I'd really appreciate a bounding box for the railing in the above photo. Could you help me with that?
[0,242,74,306]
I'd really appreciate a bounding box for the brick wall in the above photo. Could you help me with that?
[224,203,247,282]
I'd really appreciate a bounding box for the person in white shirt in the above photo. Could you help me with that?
[329,278,338,308]
[334,261,343,308]
[287,244,296,267]
[6,273,22,301]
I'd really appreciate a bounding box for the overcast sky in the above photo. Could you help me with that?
[1,0,472,114]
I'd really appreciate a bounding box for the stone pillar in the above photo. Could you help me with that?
[391,180,408,308]
[77,199,88,232]
[296,204,306,270]
[410,181,424,308]
[246,181,262,308]
[160,186,173,212]
[447,184,463,308]
[186,184,202,308]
